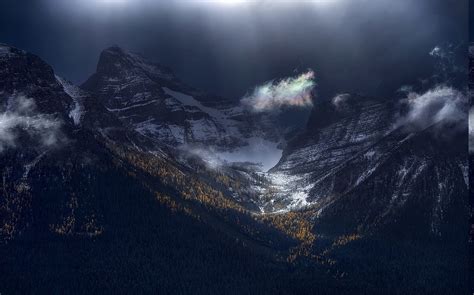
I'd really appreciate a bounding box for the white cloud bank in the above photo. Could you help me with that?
[180,137,282,172]
[0,95,63,152]
[241,70,315,112]
[396,86,467,132]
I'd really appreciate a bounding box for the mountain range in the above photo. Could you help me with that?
[0,43,469,294]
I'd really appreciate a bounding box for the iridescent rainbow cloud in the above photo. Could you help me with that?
[241,70,315,112]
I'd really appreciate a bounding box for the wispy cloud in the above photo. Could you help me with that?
[241,70,315,112]
[178,137,282,172]
[429,46,446,58]
[331,93,351,109]
[396,86,467,133]
[0,95,64,153]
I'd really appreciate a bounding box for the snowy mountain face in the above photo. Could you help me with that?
[264,93,468,238]
[0,44,469,294]
[81,47,292,172]
[82,47,245,149]
[0,43,467,243]
[0,44,285,242]
[263,96,395,211]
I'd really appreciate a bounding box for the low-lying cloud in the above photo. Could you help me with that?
[331,93,351,109]
[179,137,283,172]
[396,86,467,132]
[0,95,63,153]
[241,71,315,112]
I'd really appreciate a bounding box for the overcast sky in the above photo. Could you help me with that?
[0,0,468,100]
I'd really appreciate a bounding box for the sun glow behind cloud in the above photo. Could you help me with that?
[89,0,130,6]
[73,0,341,7]
[59,0,131,12]
[192,0,341,5]
[98,0,128,3]
[50,0,344,16]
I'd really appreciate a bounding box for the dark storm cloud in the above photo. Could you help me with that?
[0,0,468,101]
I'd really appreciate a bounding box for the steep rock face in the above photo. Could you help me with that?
[313,126,467,239]
[0,51,99,240]
[277,96,394,175]
[82,46,246,149]
[0,45,168,240]
[261,96,395,211]
[269,94,468,239]
[0,44,72,119]
[56,77,167,154]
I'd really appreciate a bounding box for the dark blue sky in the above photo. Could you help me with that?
[471,0,474,41]
[0,0,468,100]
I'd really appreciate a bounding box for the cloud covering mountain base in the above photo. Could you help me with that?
[0,95,63,153]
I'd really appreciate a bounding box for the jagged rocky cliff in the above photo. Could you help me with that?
[266,93,468,239]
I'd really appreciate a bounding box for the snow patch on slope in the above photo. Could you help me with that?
[162,88,286,171]
[163,87,228,119]
[56,76,84,125]
[261,172,315,212]
[106,100,159,112]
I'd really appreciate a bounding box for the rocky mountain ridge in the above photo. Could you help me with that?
[0,43,468,294]
[81,46,288,156]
